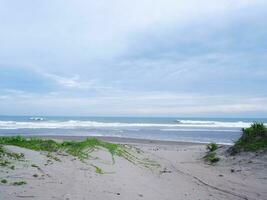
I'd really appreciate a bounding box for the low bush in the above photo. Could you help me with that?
[206,143,218,152]
[230,122,267,154]
[204,152,220,164]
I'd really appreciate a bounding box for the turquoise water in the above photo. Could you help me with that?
[0,116,266,144]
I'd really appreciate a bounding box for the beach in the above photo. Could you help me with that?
[1,136,266,200]
[1,0,267,199]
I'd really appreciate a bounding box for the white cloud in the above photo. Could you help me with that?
[0,0,265,72]
[1,90,267,116]
[43,73,114,92]
[44,73,94,89]
[0,0,266,116]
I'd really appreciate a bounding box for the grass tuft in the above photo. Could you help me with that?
[230,122,267,154]
[0,136,159,169]
[92,165,104,174]
[204,152,220,164]
[31,164,40,169]
[0,160,10,167]
[0,145,24,168]
[12,181,27,186]
[206,143,218,152]
[61,138,127,161]
[0,136,61,152]
[1,179,7,184]
[204,143,220,165]
[47,152,61,162]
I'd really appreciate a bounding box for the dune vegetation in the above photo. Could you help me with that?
[204,143,220,164]
[0,136,158,168]
[230,122,267,154]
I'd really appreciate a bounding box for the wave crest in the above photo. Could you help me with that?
[0,119,257,130]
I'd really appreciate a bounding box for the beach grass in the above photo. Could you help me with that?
[230,122,267,154]
[206,143,218,152]
[31,164,40,168]
[92,165,104,174]
[1,179,7,184]
[0,136,123,159]
[61,137,124,160]
[204,143,220,164]
[12,181,27,186]
[0,136,61,152]
[204,152,220,164]
[0,136,159,168]
[33,174,38,177]
[0,144,24,168]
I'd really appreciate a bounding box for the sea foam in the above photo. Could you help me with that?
[0,119,256,130]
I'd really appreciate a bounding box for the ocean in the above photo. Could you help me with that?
[0,116,266,144]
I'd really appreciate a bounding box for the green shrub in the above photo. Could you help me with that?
[31,164,39,169]
[206,143,218,152]
[0,136,158,168]
[231,122,267,154]
[93,165,104,174]
[12,181,27,186]
[0,160,10,166]
[204,152,220,164]
[1,179,7,184]
[0,136,61,152]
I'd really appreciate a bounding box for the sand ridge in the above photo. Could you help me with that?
[0,139,266,200]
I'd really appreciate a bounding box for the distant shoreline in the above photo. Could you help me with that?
[0,116,253,144]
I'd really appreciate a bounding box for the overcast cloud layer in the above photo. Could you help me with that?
[0,0,267,117]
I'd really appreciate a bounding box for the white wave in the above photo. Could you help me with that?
[160,128,239,132]
[29,117,45,121]
[176,120,253,128]
[177,120,216,125]
[0,119,259,130]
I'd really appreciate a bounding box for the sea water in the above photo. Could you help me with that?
[0,116,266,144]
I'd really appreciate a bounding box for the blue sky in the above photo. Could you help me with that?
[0,0,267,117]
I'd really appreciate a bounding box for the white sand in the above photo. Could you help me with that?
[0,139,266,200]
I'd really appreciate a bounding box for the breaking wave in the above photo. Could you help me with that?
[0,119,256,130]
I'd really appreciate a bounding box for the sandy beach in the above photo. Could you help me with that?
[0,136,267,200]
[1,0,267,199]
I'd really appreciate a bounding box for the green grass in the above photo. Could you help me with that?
[33,174,38,177]
[92,165,104,174]
[0,136,159,169]
[0,160,10,166]
[206,143,218,152]
[0,145,24,168]
[1,179,7,184]
[0,136,124,160]
[1,151,24,161]
[230,123,267,154]
[46,152,61,162]
[12,181,27,186]
[204,152,220,164]
[0,136,61,152]
[61,138,124,160]
[204,143,220,165]
[31,164,40,169]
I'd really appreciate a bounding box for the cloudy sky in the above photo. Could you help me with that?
[0,0,267,117]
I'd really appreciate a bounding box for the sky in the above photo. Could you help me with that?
[0,0,267,117]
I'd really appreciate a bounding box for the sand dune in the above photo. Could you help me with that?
[0,138,266,200]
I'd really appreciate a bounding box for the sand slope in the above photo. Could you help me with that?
[0,141,266,200]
